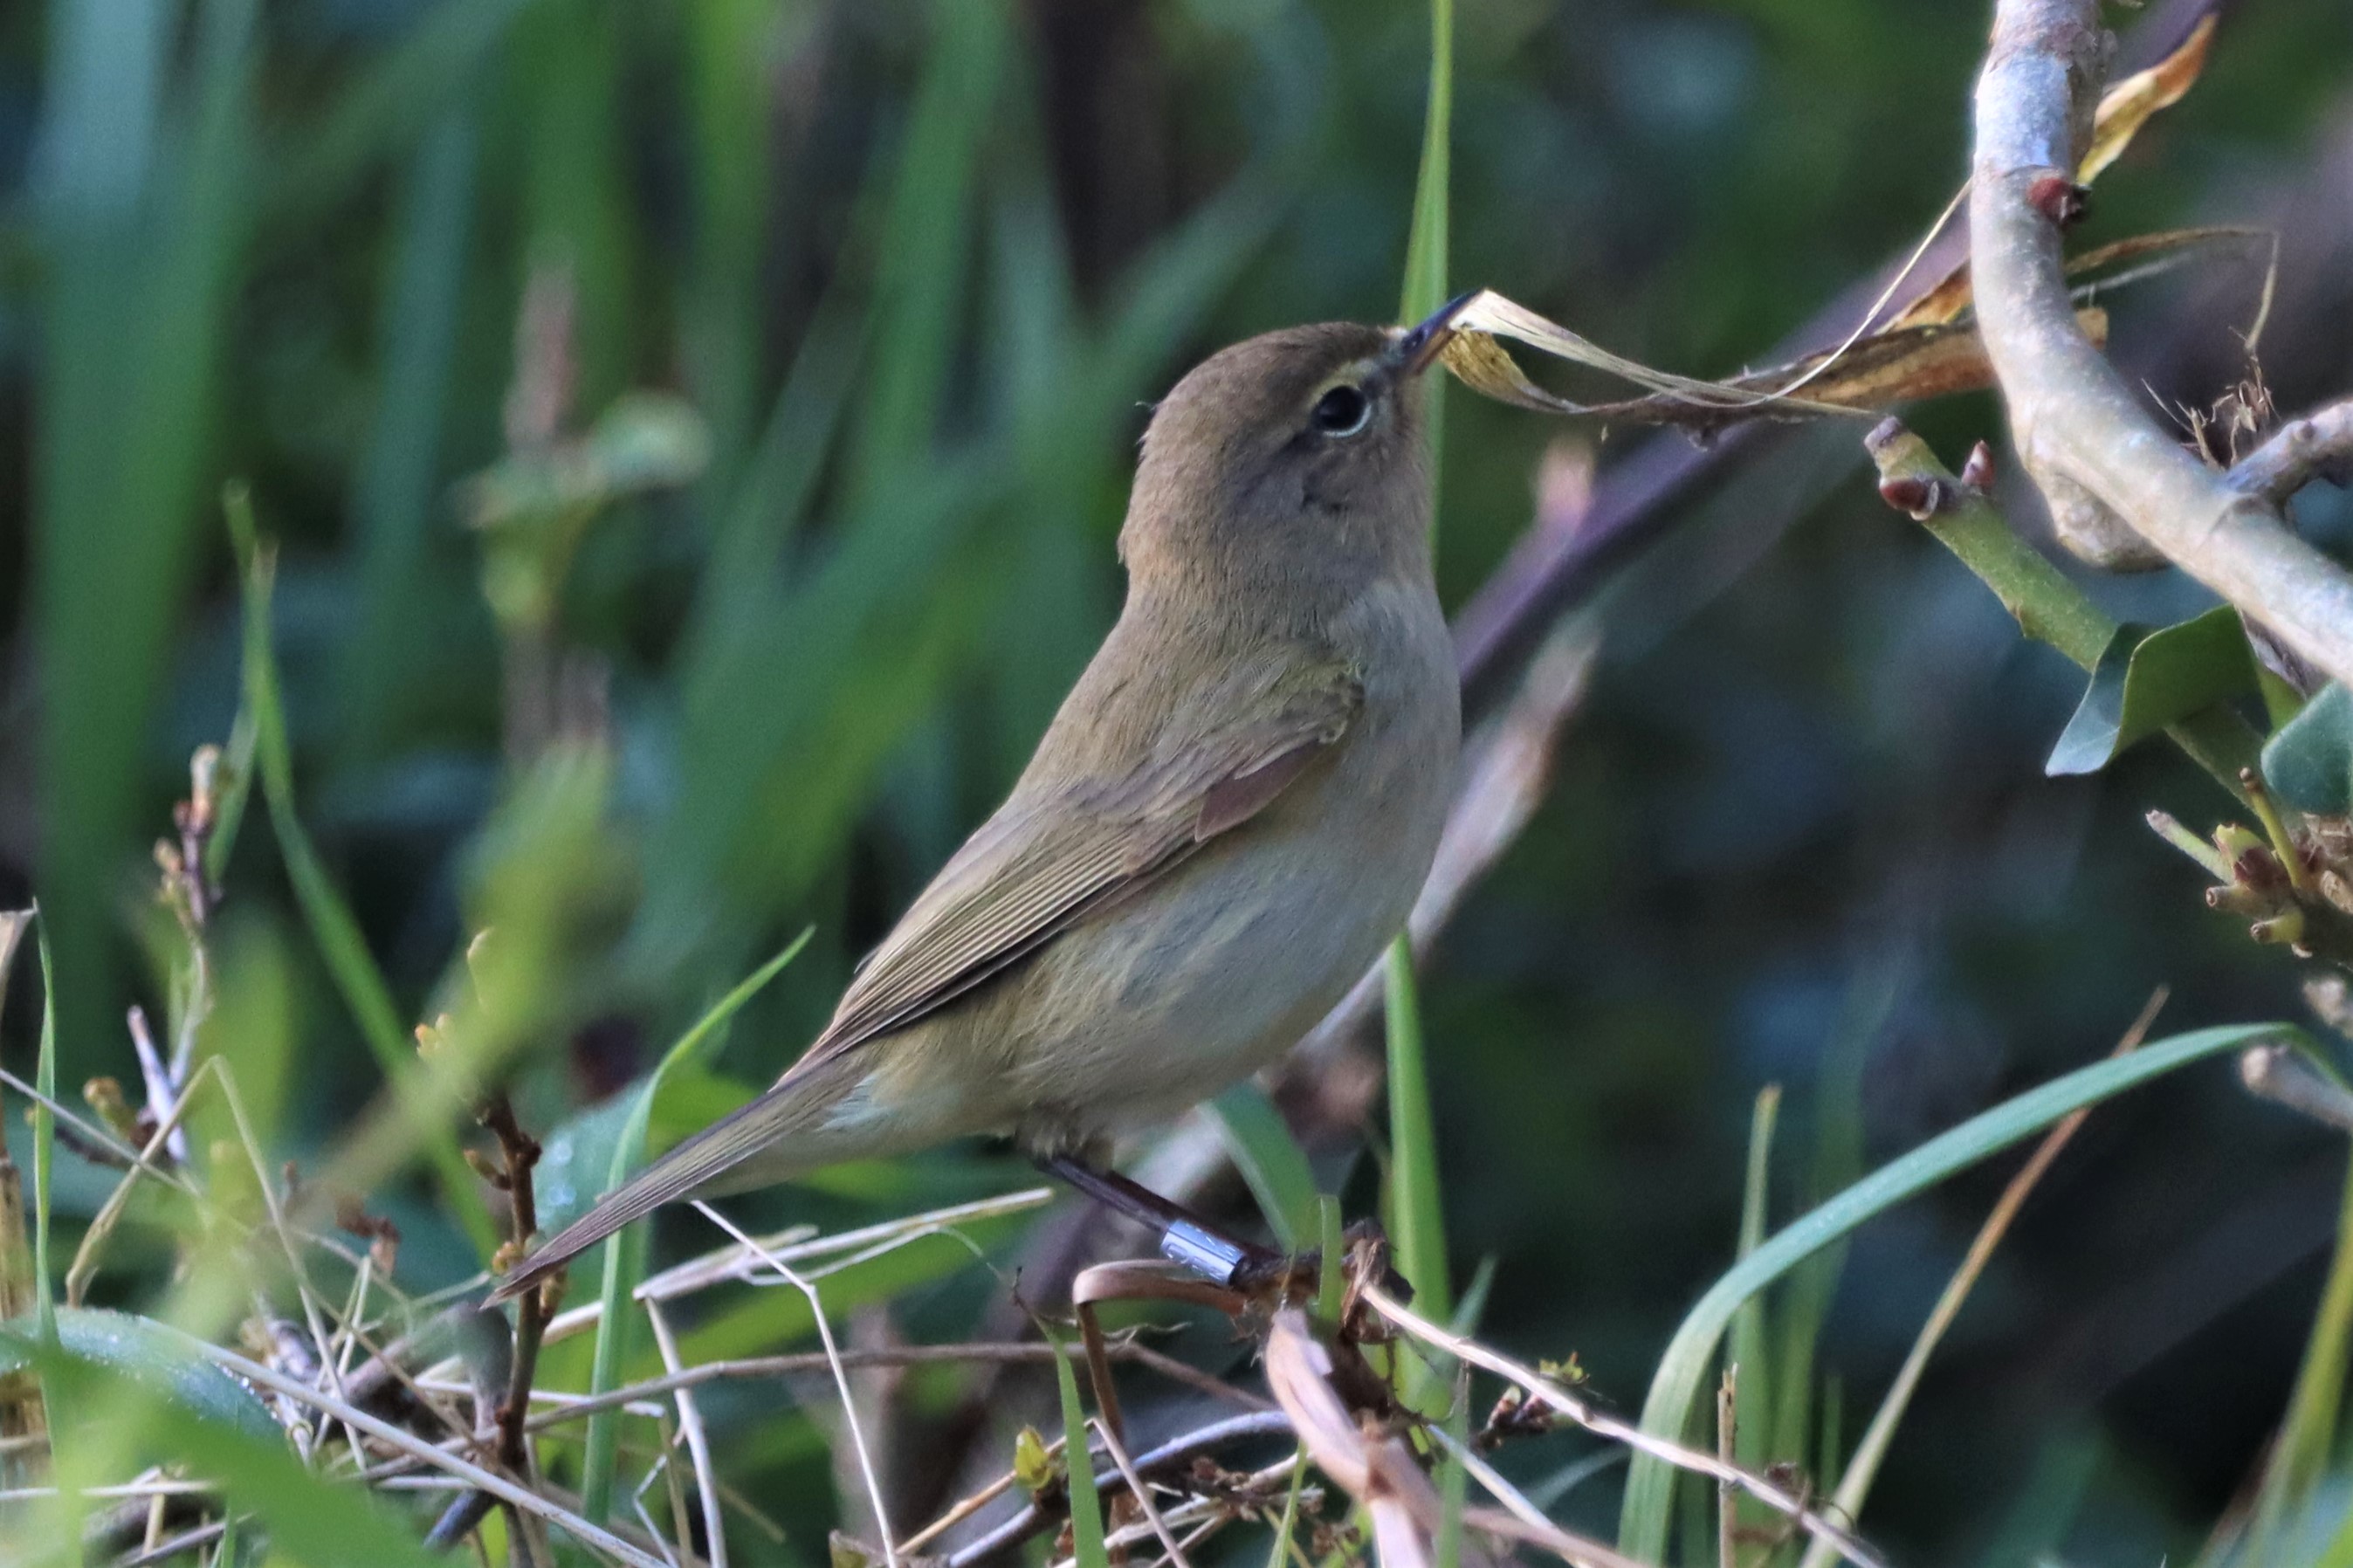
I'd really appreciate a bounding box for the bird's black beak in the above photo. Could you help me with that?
[1387,291,1477,378]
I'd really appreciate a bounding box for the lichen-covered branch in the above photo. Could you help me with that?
[1971,0,2353,689]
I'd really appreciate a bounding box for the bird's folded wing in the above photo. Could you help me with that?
[788,656,1365,1077]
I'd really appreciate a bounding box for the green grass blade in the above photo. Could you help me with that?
[1436,1399,1469,1568]
[1617,1022,2296,1561]
[31,911,58,1340]
[1384,0,1456,1383]
[1046,1321,1111,1568]
[225,490,498,1259]
[1452,1253,1496,1336]
[2245,1145,2353,1561]
[579,932,808,1523]
[1971,1431,2098,1568]
[340,108,480,758]
[1397,0,1454,327]
[202,707,259,890]
[680,0,780,484]
[1208,1083,1318,1252]
[1316,1195,1346,1325]
[1384,946,1449,1326]
[845,0,1007,504]
[1768,984,1875,1469]
[1398,0,1454,492]
[271,0,528,227]
[1729,1085,1779,1474]
[34,0,256,1065]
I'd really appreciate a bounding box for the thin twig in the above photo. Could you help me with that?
[2229,398,2353,505]
[1422,1424,1654,1568]
[938,1412,1296,1568]
[0,1069,196,1188]
[1094,1417,1193,1568]
[1362,1284,1886,1568]
[646,1302,726,1568]
[66,1056,224,1304]
[523,1336,1261,1433]
[652,1410,696,1566]
[174,1338,667,1568]
[436,1093,557,1559]
[691,1202,898,1568]
[124,1008,188,1167]
[114,1520,226,1567]
[530,1189,1052,1347]
[1045,1460,1304,1568]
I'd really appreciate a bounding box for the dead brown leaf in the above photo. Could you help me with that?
[2081,15,2216,184]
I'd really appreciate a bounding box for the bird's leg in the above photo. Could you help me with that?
[1032,1152,1281,1288]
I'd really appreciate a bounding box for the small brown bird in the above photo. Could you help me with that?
[492,300,1469,1303]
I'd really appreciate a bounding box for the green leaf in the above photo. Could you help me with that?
[467,392,712,535]
[2263,682,2353,815]
[579,932,808,1523]
[2046,609,2258,776]
[2259,666,2309,732]
[1618,1021,2294,1561]
[1207,1083,1318,1251]
[0,1309,279,1442]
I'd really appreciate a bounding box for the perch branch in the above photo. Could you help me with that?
[1971,0,2353,687]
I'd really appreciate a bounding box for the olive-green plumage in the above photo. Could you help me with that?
[492,313,1463,1303]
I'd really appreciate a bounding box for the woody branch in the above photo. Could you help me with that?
[1971,0,2353,688]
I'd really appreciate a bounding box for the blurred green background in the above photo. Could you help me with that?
[3,0,2353,1560]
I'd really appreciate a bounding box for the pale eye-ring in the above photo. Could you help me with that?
[1311,382,1373,437]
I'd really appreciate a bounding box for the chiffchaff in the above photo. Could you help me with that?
[493,300,1469,1302]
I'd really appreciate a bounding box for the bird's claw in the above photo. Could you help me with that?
[1219,1219,1414,1305]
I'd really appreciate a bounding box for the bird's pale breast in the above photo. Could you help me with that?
[986,577,1459,1150]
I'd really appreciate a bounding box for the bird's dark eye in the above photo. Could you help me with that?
[1311,383,1373,437]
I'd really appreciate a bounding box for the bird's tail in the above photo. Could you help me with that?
[485,1059,863,1306]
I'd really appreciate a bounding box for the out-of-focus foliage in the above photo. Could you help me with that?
[2,0,2351,1562]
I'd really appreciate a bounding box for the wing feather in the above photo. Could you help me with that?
[788,656,1363,1077]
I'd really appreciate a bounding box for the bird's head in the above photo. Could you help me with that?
[1120,297,1471,608]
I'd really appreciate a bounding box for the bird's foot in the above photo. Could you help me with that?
[1226,1219,1414,1305]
